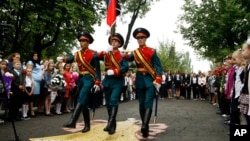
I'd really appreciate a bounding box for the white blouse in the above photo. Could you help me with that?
[198,76,206,85]
[25,76,33,87]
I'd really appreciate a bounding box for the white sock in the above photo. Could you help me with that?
[25,104,29,117]
[22,104,26,117]
[22,104,29,117]
[133,93,136,99]
[103,97,106,105]
[56,103,61,114]
[120,94,124,101]
[58,103,61,113]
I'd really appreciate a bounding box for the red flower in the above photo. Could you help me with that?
[21,70,27,75]
[220,67,227,75]
[213,69,220,76]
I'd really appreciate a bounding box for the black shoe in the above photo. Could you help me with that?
[108,122,116,134]
[82,123,90,133]
[63,121,76,128]
[141,124,149,137]
[21,116,31,120]
[103,124,108,132]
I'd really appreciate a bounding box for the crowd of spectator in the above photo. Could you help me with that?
[1,39,250,128]
[0,52,81,122]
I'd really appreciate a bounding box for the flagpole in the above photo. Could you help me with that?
[110,23,116,36]
[107,0,119,36]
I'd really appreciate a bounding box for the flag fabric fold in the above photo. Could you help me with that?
[107,0,120,27]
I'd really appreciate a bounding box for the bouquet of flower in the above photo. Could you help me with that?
[0,72,14,100]
[51,74,65,89]
[50,74,66,103]
[71,72,79,88]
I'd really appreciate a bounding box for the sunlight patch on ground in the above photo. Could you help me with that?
[29,119,168,141]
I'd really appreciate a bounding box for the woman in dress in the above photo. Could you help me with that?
[26,52,43,117]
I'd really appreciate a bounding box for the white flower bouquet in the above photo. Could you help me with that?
[50,74,66,103]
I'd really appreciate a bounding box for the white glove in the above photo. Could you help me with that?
[92,84,100,93]
[247,38,250,45]
[154,82,161,93]
[107,46,113,52]
[107,69,114,76]
[56,56,63,62]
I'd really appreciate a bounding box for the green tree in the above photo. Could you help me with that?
[0,0,105,59]
[157,39,192,72]
[0,0,163,61]
[178,0,250,62]
[118,0,161,49]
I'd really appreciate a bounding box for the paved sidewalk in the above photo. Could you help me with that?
[0,99,229,141]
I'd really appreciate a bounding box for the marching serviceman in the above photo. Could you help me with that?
[98,33,129,134]
[124,27,163,138]
[62,31,101,133]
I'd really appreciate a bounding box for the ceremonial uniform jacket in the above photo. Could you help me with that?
[65,49,101,87]
[125,46,162,88]
[98,50,129,88]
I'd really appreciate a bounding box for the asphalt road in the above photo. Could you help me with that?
[0,98,229,141]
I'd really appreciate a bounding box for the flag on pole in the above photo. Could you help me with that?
[106,0,120,27]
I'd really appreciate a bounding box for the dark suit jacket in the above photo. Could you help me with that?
[11,69,25,93]
[182,73,191,86]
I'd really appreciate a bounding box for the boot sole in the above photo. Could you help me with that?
[82,129,90,133]
[63,124,76,128]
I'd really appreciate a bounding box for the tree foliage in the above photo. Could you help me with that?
[0,0,162,61]
[157,39,192,72]
[118,0,160,49]
[0,0,105,60]
[178,0,250,62]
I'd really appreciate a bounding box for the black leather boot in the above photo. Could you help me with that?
[103,108,111,132]
[107,106,118,134]
[141,109,152,138]
[82,108,90,133]
[139,108,145,123]
[63,103,82,128]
